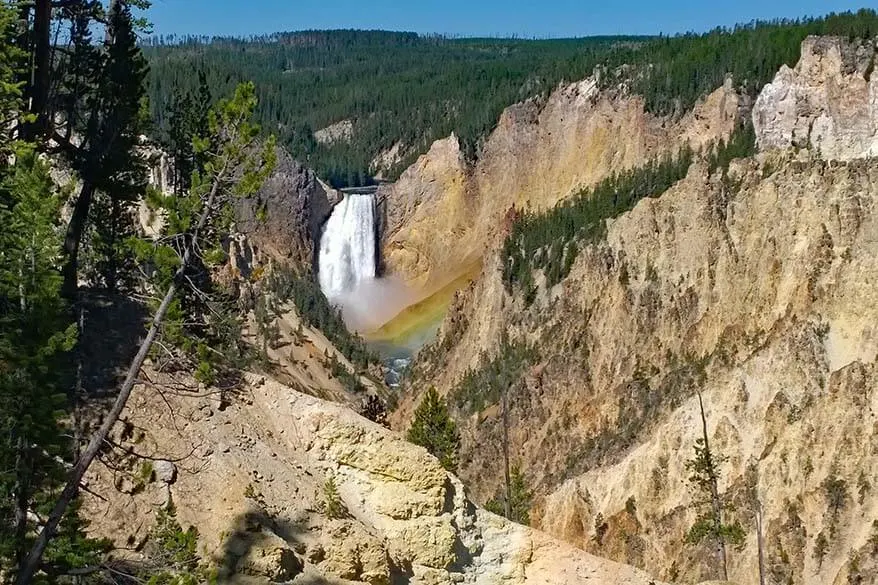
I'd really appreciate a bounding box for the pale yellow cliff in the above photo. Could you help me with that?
[82,367,668,585]
[399,37,878,585]
[380,76,741,293]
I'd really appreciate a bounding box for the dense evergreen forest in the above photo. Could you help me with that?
[144,31,637,186]
[145,10,878,187]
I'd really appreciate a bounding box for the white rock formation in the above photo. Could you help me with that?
[754,36,878,159]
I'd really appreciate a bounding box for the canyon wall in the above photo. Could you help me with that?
[380,76,741,292]
[401,36,878,585]
[235,147,341,274]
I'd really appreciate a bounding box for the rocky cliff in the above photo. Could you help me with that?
[754,36,878,160]
[398,36,878,585]
[236,147,340,274]
[380,76,741,292]
[82,366,666,585]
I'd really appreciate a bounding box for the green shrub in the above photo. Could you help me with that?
[625,496,637,517]
[144,502,213,584]
[593,513,609,546]
[813,532,829,569]
[323,477,347,520]
[407,387,459,471]
[822,474,849,533]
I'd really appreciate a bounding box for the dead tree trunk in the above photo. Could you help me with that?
[61,181,95,298]
[24,0,52,140]
[756,499,766,585]
[15,170,226,585]
[502,383,511,520]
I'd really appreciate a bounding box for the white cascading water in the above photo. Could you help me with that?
[318,194,377,302]
[317,192,431,385]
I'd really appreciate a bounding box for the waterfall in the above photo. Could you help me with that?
[318,194,377,301]
[317,192,418,336]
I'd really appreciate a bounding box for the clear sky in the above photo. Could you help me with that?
[147,0,878,38]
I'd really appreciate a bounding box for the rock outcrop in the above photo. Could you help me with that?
[82,370,665,585]
[401,37,878,585]
[314,119,354,146]
[754,36,878,159]
[381,77,741,291]
[236,147,340,273]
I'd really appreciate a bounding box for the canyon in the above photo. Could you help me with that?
[396,35,878,585]
[75,33,878,585]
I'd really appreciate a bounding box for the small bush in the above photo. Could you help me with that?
[360,394,389,427]
[323,477,347,520]
[145,502,208,583]
[139,461,155,484]
[823,474,849,534]
[869,520,878,557]
[593,513,609,546]
[858,470,870,505]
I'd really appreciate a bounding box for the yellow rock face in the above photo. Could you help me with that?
[381,77,741,295]
[406,153,878,585]
[82,368,667,584]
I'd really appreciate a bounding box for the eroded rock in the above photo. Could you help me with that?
[754,36,878,160]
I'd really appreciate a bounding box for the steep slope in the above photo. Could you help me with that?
[81,368,666,585]
[380,77,740,293]
[398,36,878,585]
[235,147,341,275]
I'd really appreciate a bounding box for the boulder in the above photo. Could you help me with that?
[153,460,176,484]
[236,532,303,582]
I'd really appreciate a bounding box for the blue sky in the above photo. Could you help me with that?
[148,0,878,38]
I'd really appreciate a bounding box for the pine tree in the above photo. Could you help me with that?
[15,83,276,583]
[407,387,459,471]
[685,391,745,580]
[486,465,533,525]
[59,0,151,297]
[254,293,281,358]
[0,2,23,154]
[163,71,212,196]
[0,149,109,578]
[84,0,150,293]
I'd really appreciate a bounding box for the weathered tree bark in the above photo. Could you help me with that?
[13,438,32,569]
[24,0,52,140]
[61,181,95,299]
[16,2,31,55]
[15,170,225,585]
